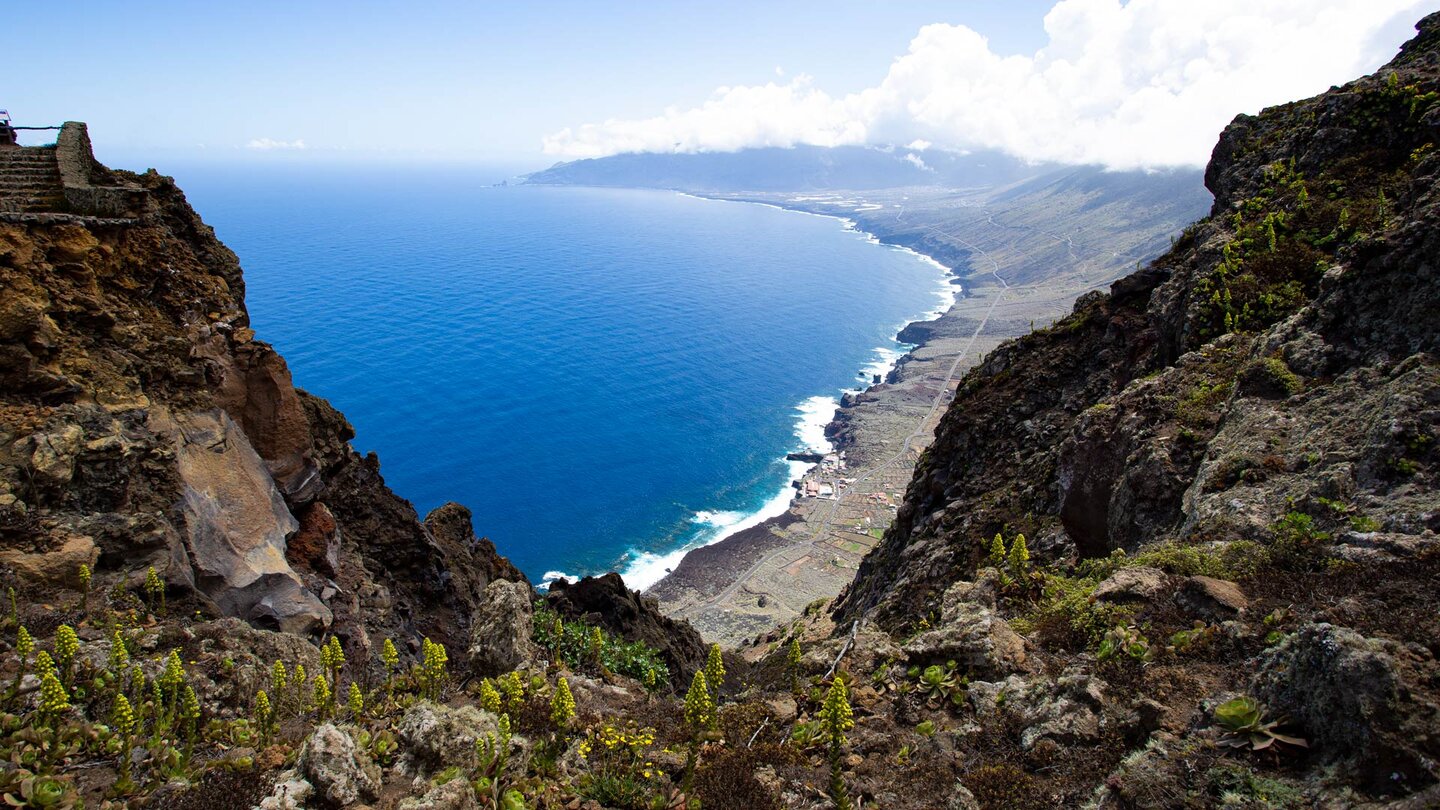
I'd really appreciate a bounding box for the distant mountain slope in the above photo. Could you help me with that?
[523,144,1040,191]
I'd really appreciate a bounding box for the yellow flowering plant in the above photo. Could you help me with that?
[574,720,665,808]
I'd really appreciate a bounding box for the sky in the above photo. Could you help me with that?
[7,1,1436,171]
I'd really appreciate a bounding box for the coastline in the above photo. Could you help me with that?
[645,191,1000,645]
[593,193,959,594]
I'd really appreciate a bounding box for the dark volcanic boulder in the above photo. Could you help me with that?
[545,572,706,680]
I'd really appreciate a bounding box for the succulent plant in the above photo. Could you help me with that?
[144,567,165,615]
[347,682,364,719]
[1,771,81,809]
[479,679,502,714]
[107,628,129,674]
[703,643,726,696]
[52,627,78,685]
[683,670,714,734]
[37,673,70,717]
[1097,625,1152,663]
[1214,696,1308,751]
[915,660,966,706]
[253,689,272,739]
[312,675,331,720]
[158,650,185,695]
[551,675,576,728]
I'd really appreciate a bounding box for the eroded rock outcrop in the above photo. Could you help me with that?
[546,572,706,679]
[0,137,525,658]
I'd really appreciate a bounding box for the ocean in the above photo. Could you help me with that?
[166,164,951,588]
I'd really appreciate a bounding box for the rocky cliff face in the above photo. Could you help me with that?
[813,13,1440,804]
[0,158,525,662]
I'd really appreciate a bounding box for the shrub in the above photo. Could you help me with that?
[532,607,669,687]
[1268,512,1331,570]
[1014,572,1133,648]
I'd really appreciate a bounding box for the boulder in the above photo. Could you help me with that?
[1091,566,1168,603]
[257,773,314,810]
[187,617,323,707]
[1252,623,1440,791]
[947,784,981,810]
[396,701,499,773]
[468,579,541,677]
[296,724,381,808]
[23,424,83,491]
[802,620,904,677]
[1019,670,1107,750]
[1174,576,1248,619]
[0,533,97,587]
[159,408,329,635]
[901,576,1027,676]
[967,675,1028,719]
[399,779,480,810]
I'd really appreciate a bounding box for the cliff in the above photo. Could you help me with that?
[807,11,1440,805]
[0,132,526,659]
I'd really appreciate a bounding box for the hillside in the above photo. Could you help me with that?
[810,12,1440,806]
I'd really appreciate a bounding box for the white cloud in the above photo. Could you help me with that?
[245,137,307,151]
[543,0,1433,169]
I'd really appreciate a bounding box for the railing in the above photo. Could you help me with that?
[5,125,64,148]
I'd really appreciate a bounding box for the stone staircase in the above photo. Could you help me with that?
[0,146,66,213]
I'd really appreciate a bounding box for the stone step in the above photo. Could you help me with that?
[0,179,62,188]
[0,188,63,197]
[0,155,58,167]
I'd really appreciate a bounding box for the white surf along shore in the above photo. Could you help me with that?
[540,193,959,593]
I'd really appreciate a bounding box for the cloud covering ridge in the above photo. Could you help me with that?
[543,0,1432,169]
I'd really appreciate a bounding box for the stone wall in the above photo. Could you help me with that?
[56,122,149,218]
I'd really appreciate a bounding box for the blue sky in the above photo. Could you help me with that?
[8,1,1434,170]
[8,1,1054,167]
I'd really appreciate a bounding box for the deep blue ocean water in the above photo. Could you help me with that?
[167,165,950,587]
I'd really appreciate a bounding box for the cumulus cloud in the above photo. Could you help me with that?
[245,137,307,151]
[543,0,1432,169]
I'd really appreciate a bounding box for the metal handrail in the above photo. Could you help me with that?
[10,126,63,131]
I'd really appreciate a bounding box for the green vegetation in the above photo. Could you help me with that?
[818,678,855,810]
[703,643,726,696]
[574,720,662,809]
[1213,696,1308,752]
[1097,625,1152,664]
[1207,763,1304,808]
[1010,570,1134,646]
[550,675,576,728]
[1268,511,1333,570]
[907,660,966,707]
[532,606,669,687]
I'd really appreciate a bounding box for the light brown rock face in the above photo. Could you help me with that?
[161,408,329,635]
[0,532,97,586]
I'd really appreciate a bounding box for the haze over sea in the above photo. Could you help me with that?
[167,165,950,588]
